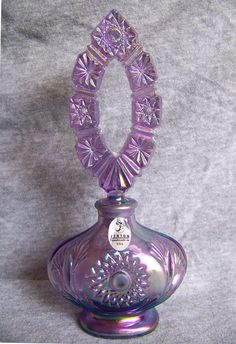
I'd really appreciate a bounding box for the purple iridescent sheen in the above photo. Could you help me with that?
[48,197,187,338]
[92,9,138,61]
[76,134,107,169]
[70,11,161,195]
[124,134,155,168]
[48,9,187,339]
[126,52,157,92]
[69,95,99,131]
[72,51,104,91]
[133,95,162,128]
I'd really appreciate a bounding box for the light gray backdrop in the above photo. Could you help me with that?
[1,0,236,343]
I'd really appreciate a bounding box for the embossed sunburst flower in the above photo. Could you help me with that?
[87,251,150,308]
[72,52,104,90]
[76,135,107,168]
[125,136,154,168]
[127,52,157,91]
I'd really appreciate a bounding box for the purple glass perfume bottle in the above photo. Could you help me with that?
[47,10,187,338]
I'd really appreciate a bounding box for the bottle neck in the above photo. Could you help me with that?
[95,196,138,222]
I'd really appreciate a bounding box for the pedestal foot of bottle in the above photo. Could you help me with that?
[79,308,159,338]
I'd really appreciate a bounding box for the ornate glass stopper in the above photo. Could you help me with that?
[48,9,187,339]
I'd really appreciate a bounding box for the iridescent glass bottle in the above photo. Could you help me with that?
[47,9,187,338]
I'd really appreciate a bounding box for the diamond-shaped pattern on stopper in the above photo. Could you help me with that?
[70,10,162,195]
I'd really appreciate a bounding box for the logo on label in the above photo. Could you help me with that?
[108,217,131,251]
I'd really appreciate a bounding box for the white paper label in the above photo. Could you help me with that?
[108,217,131,251]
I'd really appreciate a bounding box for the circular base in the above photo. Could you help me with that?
[79,308,159,338]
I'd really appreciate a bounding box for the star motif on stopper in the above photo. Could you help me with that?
[69,96,99,131]
[133,95,162,128]
[92,9,137,61]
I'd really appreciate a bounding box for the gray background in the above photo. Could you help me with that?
[1,0,236,343]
